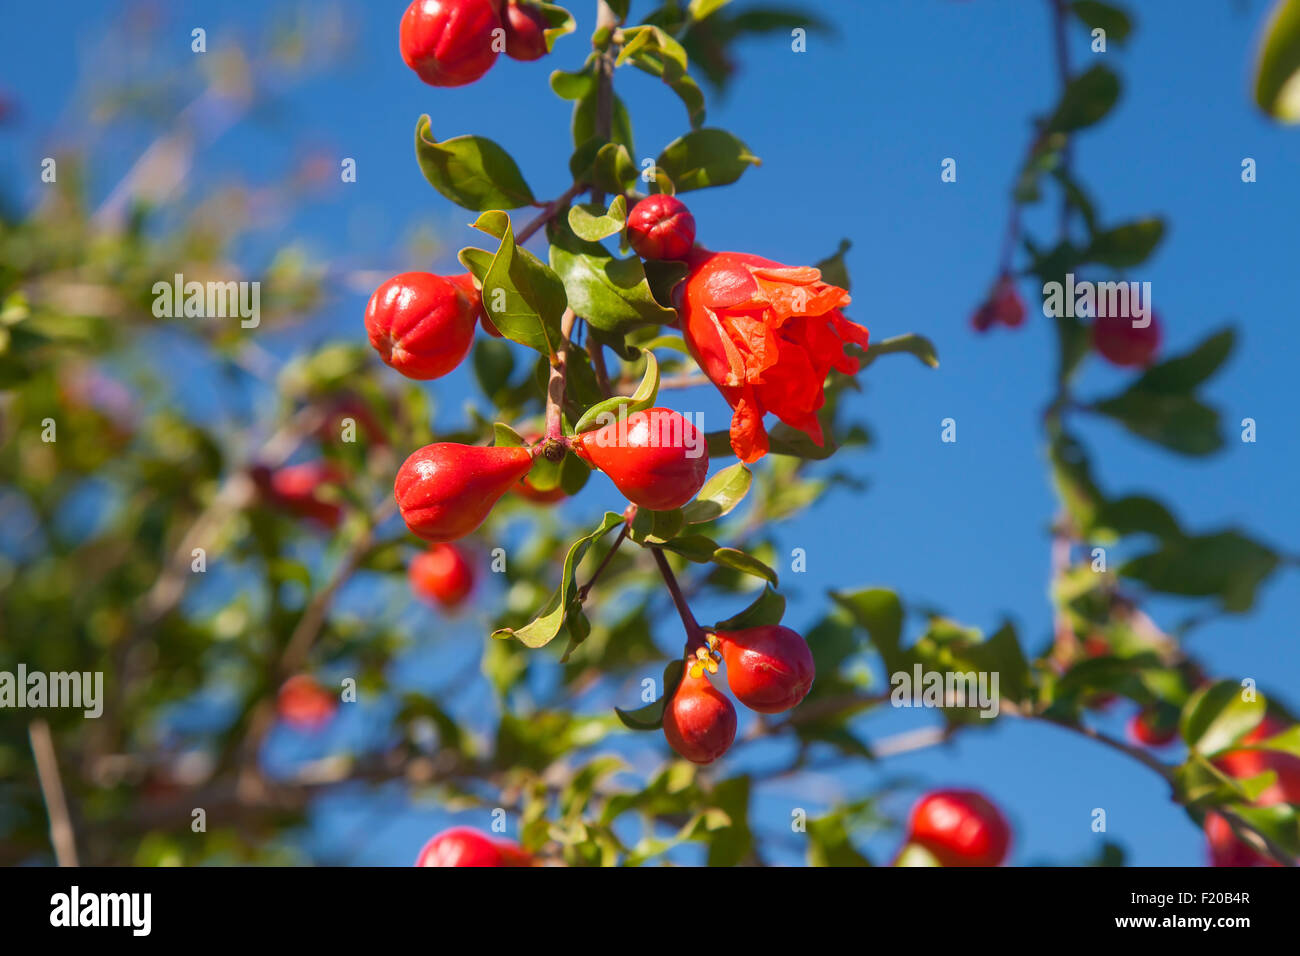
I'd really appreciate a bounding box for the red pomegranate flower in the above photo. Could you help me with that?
[679,250,869,462]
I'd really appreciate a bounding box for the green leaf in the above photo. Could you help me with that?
[492,422,527,447]
[615,659,685,731]
[711,547,778,585]
[832,588,905,674]
[567,195,628,242]
[456,246,495,284]
[619,26,706,127]
[1254,0,1300,122]
[858,333,939,370]
[814,239,852,292]
[472,334,515,399]
[1085,218,1165,268]
[629,505,685,544]
[548,219,677,336]
[714,586,785,630]
[1048,65,1121,132]
[473,211,567,359]
[657,538,778,584]
[574,91,635,155]
[1130,327,1235,394]
[657,128,760,192]
[1091,495,1182,541]
[681,462,751,524]
[414,115,535,211]
[1091,389,1223,456]
[591,142,639,195]
[574,349,660,433]
[689,0,731,20]
[492,512,624,648]
[659,534,722,562]
[535,2,577,51]
[1122,532,1280,613]
[1180,681,1267,754]
[1071,1,1132,44]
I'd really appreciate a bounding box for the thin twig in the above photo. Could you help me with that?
[517,181,588,245]
[650,547,706,650]
[546,309,577,442]
[29,720,79,867]
[578,524,629,602]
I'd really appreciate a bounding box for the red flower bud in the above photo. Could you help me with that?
[256,461,346,529]
[680,250,869,463]
[1127,708,1178,748]
[714,625,815,714]
[573,407,709,511]
[400,0,501,88]
[662,669,737,765]
[907,789,1011,867]
[409,543,475,608]
[277,676,338,730]
[395,443,533,542]
[626,195,696,261]
[415,827,533,867]
[1092,301,1161,367]
[365,272,479,380]
[502,1,549,61]
[971,274,1026,332]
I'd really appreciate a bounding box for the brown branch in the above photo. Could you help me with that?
[29,720,79,867]
[650,547,706,651]
[577,524,629,603]
[517,181,588,245]
[546,309,577,442]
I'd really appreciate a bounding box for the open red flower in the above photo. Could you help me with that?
[679,250,869,462]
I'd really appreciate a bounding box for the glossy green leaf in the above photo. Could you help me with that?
[681,462,751,523]
[548,219,677,336]
[473,211,567,358]
[568,195,628,241]
[711,546,778,584]
[493,422,527,447]
[630,505,684,544]
[619,26,706,127]
[492,512,624,648]
[657,128,760,192]
[414,115,535,211]
[574,349,660,433]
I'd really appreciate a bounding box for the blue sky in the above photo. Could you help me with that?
[4,0,1299,865]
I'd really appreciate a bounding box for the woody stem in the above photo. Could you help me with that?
[651,547,707,653]
[545,309,576,444]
